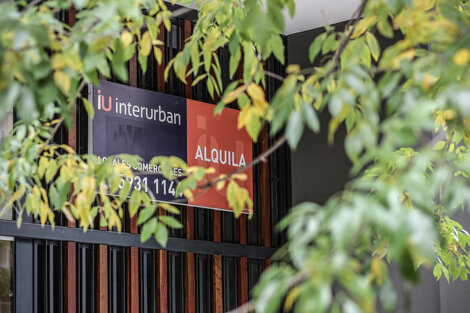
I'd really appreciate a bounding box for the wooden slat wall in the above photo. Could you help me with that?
[57,12,281,313]
[65,7,77,313]
[156,23,168,313]
[128,55,140,313]
[259,126,272,269]
[211,210,223,313]
[183,19,196,313]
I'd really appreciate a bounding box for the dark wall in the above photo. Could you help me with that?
[287,25,351,206]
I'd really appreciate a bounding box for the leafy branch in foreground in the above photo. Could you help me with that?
[4,0,470,312]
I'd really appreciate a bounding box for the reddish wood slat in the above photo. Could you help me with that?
[157,24,166,93]
[211,209,223,312]
[129,54,138,88]
[156,208,168,313]
[184,251,196,313]
[64,8,77,313]
[155,23,168,313]
[182,19,196,313]
[212,254,223,313]
[237,215,249,304]
[126,53,140,313]
[259,126,271,249]
[96,244,108,313]
[157,244,168,313]
[183,20,193,98]
[212,210,221,243]
[237,256,248,305]
[64,241,76,313]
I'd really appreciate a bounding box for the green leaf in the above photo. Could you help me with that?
[301,101,319,133]
[82,97,95,119]
[159,215,183,228]
[119,179,132,202]
[309,33,327,63]
[45,159,59,183]
[137,204,156,225]
[155,222,168,247]
[141,217,157,242]
[433,263,444,280]
[377,18,394,38]
[322,33,337,55]
[129,190,141,218]
[229,47,241,79]
[138,52,148,74]
[17,88,38,122]
[245,110,262,142]
[433,141,446,150]
[286,110,304,148]
[366,32,380,62]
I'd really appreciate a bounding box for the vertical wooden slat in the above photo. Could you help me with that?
[96,244,108,313]
[64,7,77,313]
[237,215,248,305]
[234,57,249,305]
[156,231,168,313]
[259,126,272,269]
[183,20,193,98]
[127,55,139,313]
[211,210,223,313]
[182,19,196,313]
[157,24,166,93]
[95,69,108,313]
[156,23,168,313]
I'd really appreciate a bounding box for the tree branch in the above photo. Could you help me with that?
[264,70,285,82]
[323,0,368,77]
[198,134,287,190]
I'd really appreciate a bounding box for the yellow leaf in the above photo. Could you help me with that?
[422,73,438,91]
[223,85,245,104]
[140,31,152,57]
[392,49,416,69]
[413,0,435,10]
[286,64,300,74]
[216,179,226,191]
[54,71,71,94]
[51,54,67,70]
[232,173,247,181]
[284,286,301,312]
[237,106,251,129]
[247,83,265,103]
[352,16,378,39]
[121,31,133,48]
[205,167,216,174]
[81,176,96,199]
[153,46,162,65]
[453,48,470,66]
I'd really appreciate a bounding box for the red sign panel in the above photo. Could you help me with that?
[186,100,253,213]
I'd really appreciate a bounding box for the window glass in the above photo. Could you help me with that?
[0,237,13,313]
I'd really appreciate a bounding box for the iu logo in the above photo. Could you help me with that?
[97,89,112,111]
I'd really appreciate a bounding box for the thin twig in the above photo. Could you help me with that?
[264,70,285,82]
[198,135,287,190]
[23,0,42,12]
[41,80,86,151]
[323,0,368,77]
[226,301,255,313]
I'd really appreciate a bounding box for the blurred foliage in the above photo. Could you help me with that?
[3,0,470,312]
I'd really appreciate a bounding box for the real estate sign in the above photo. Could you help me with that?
[89,80,253,213]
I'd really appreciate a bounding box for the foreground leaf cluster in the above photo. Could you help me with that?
[3,0,470,312]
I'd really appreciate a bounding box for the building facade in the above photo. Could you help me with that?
[0,5,291,313]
